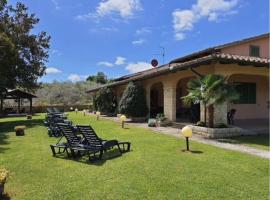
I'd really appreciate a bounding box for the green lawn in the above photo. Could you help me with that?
[0,113,269,200]
[218,135,269,151]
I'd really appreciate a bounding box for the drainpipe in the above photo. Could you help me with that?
[190,67,203,78]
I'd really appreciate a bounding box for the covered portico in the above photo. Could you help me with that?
[143,54,269,126]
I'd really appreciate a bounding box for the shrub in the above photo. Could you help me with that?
[156,113,165,122]
[93,87,117,114]
[0,168,8,184]
[215,123,228,128]
[119,82,148,117]
[196,121,206,127]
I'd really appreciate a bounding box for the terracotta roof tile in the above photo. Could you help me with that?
[86,53,269,93]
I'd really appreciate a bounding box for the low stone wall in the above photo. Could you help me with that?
[32,104,92,113]
[188,125,243,138]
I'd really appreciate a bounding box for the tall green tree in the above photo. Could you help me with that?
[182,74,239,127]
[87,72,108,84]
[93,87,117,114]
[0,1,50,92]
[119,82,148,117]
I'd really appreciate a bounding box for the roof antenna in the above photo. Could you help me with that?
[160,46,165,64]
[153,46,166,65]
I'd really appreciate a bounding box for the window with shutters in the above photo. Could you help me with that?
[249,45,260,57]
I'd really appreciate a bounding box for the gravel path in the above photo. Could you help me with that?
[89,114,270,159]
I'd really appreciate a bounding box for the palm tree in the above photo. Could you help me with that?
[182,74,239,128]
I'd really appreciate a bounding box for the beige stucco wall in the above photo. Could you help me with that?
[113,62,269,122]
[221,36,269,58]
[228,74,269,120]
[140,64,216,121]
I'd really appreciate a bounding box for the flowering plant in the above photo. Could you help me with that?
[0,168,8,184]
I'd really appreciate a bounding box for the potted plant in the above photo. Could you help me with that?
[156,113,165,127]
[155,113,171,127]
[0,168,8,196]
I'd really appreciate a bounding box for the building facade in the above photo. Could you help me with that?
[87,33,269,126]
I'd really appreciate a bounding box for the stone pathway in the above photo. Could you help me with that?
[89,114,270,159]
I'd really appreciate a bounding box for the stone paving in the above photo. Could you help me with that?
[89,114,270,159]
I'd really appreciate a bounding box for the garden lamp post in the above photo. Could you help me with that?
[83,109,86,116]
[120,115,126,128]
[182,126,192,151]
[96,111,100,120]
[75,108,78,114]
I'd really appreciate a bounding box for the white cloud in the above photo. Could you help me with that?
[46,67,62,74]
[101,27,119,32]
[89,27,119,33]
[175,32,185,41]
[125,62,152,73]
[76,0,141,20]
[97,61,114,67]
[51,0,60,10]
[136,27,152,35]
[193,0,238,18]
[173,10,197,32]
[68,74,87,82]
[172,0,238,40]
[51,49,62,56]
[132,38,145,45]
[115,56,126,65]
[97,0,141,17]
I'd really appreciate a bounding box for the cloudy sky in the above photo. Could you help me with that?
[10,0,268,82]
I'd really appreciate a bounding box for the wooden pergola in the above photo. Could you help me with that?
[0,89,37,114]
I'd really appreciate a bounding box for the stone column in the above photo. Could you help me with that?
[200,103,207,123]
[214,103,228,125]
[200,103,228,125]
[163,84,176,121]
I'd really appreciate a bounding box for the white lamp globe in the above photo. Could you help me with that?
[120,115,126,122]
[182,126,193,138]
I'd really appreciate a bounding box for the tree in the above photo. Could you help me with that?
[87,72,108,84]
[93,87,117,114]
[0,1,50,92]
[119,82,148,117]
[35,81,96,106]
[182,74,239,127]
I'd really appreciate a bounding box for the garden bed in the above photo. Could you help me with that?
[188,125,243,138]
